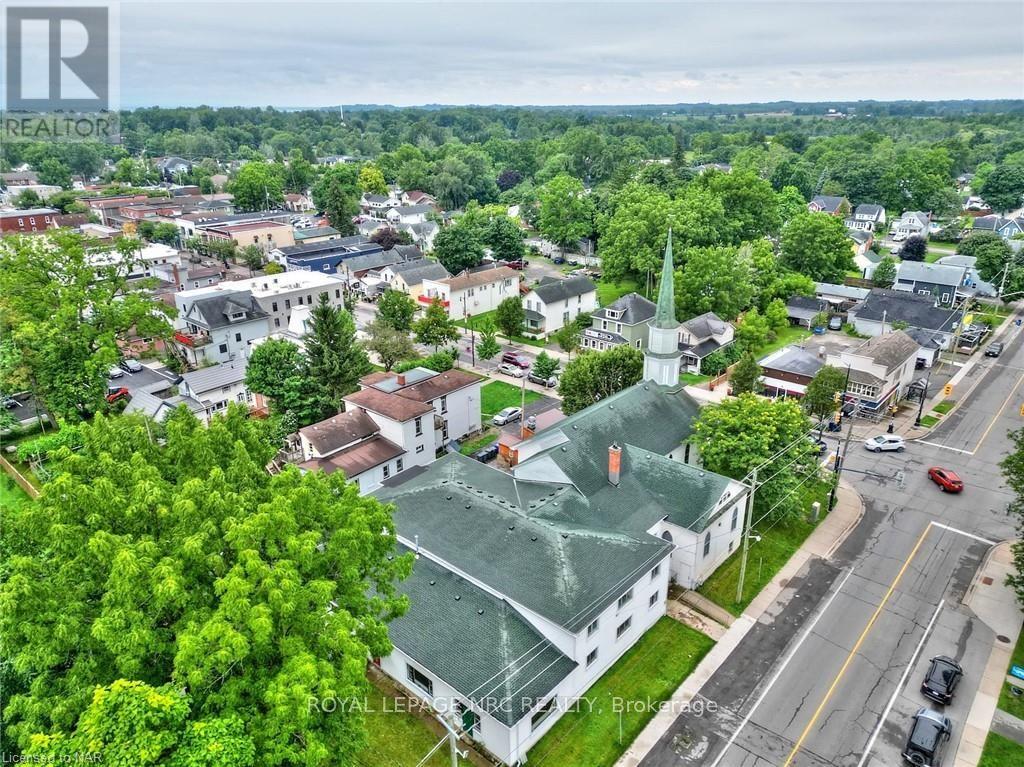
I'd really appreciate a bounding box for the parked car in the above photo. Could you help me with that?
[498,362,526,378]
[108,366,124,379]
[927,467,964,493]
[500,351,531,369]
[527,370,558,387]
[985,342,1003,358]
[492,407,523,426]
[472,444,499,463]
[901,708,951,766]
[864,435,906,453]
[892,232,908,242]
[119,358,143,373]
[2,396,19,409]
[552,256,566,265]
[502,259,527,270]
[828,315,843,331]
[106,387,130,404]
[921,656,963,705]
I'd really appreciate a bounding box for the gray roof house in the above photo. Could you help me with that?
[522,275,598,337]
[893,261,969,305]
[847,288,960,345]
[808,195,849,215]
[179,360,253,421]
[124,390,206,422]
[935,254,997,297]
[678,312,735,373]
[581,292,656,351]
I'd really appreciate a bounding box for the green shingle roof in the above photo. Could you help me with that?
[653,230,678,329]
[389,545,576,726]
[376,454,671,633]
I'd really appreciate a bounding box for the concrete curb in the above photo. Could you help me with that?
[614,482,866,767]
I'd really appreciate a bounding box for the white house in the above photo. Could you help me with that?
[678,312,735,374]
[179,360,260,422]
[175,290,270,367]
[844,203,886,232]
[369,249,747,764]
[825,331,921,414]
[521,274,597,337]
[89,241,182,280]
[892,211,931,239]
[386,204,434,226]
[420,265,520,320]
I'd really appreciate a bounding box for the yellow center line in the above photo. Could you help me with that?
[781,523,934,767]
[971,372,1024,454]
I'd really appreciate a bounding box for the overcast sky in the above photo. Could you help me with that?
[118,1,1024,107]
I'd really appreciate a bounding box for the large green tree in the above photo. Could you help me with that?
[779,212,855,283]
[557,345,643,415]
[364,320,416,371]
[304,294,371,417]
[376,290,418,332]
[673,245,754,321]
[872,256,898,288]
[802,365,848,423]
[495,296,525,339]
[538,174,594,254]
[413,298,460,350]
[0,232,173,420]
[979,163,1024,213]
[432,221,485,274]
[1,409,411,764]
[227,161,284,211]
[729,353,763,395]
[1000,428,1024,607]
[312,165,360,235]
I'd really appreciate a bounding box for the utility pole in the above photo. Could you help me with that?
[915,364,934,426]
[827,418,855,511]
[735,468,758,605]
[520,370,528,440]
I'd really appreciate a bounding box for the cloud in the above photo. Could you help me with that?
[116,1,1024,106]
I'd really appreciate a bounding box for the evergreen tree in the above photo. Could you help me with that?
[305,294,371,417]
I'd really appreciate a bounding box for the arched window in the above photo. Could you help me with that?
[731,506,739,531]
[661,530,673,543]
[703,532,711,558]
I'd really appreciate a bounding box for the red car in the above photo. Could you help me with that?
[106,386,130,404]
[928,467,964,493]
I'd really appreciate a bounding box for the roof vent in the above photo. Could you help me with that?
[477,609,484,615]
[531,536,538,542]
[446,495,452,501]
[454,595,461,601]
[429,580,436,586]
[508,525,515,531]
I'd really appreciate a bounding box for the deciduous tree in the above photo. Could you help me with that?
[414,298,460,351]
[729,352,763,395]
[802,365,847,423]
[227,161,284,211]
[779,212,855,283]
[365,320,415,371]
[433,221,485,274]
[673,245,754,321]
[476,321,501,363]
[495,296,525,339]
[557,345,643,415]
[377,290,418,332]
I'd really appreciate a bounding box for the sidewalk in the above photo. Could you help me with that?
[616,479,864,767]
[954,541,1023,767]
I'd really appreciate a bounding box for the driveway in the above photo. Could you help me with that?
[107,363,180,395]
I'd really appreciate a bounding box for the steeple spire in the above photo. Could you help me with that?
[653,229,677,329]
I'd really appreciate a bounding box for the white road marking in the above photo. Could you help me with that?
[708,567,855,767]
[855,599,945,767]
[929,522,997,546]
[913,439,975,455]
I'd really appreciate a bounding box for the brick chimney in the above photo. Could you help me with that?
[608,443,622,486]
[396,373,406,386]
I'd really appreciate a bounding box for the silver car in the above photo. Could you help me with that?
[493,407,523,426]
[864,434,905,453]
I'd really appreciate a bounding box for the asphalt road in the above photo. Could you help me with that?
[640,318,1024,767]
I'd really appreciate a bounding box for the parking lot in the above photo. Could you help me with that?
[107,363,180,396]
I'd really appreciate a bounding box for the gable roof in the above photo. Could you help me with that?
[343,386,434,422]
[390,204,434,216]
[810,195,846,213]
[188,291,267,328]
[682,312,729,339]
[388,258,450,286]
[851,330,920,370]
[441,265,518,292]
[299,434,404,478]
[592,292,656,325]
[896,261,967,286]
[854,203,884,218]
[759,345,826,377]
[851,288,959,333]
[381,368,480,402]
[530,274,597,305]
[180,360,247,395]
[299,409,380,455]
[388,545,576,727]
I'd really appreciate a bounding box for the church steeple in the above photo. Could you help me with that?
[643,230,683,386]
[653,229,677,329]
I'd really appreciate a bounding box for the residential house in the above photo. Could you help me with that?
[272,236,384,274]
[124,390,207,422]
[845,203,886,232]
[893,261,968,305]
[381,259,452,301]
[175,291,269,366]
[758,344,826,399]
[892,211,931,239]
[401,190,437,207]
[814,283,871,315]
[360,192,399,218]
[972,215,1024,240]
[847,288,959,348]
[420,265,520,319]
[179,360,260,422]
[386,204,434,226]
[336,247,416,292]
[808,195,849,216]
[155,156,191,178]
[581,293,656,351]
[825,331,920,414]
[678,312,735,374]
[0,208,57,234]
[292,225,340,245]
[521,275,598,337]
[786,295,827,328]
[201,220,295,252]
[284,193,315,212]
[370,253,746,764]
[297,410,409,494]
[935,255,997,297]
[846,229,878,276]
[0,171,39,187]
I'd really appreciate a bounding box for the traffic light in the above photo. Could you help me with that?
[833,391,842,403]
[1020,403,1024,417]
[943,383,953,397]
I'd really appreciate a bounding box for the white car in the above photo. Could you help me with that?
[864,434,906,453]
[493,407,523,426]
[108,366,124,379]
[497,362,525,378]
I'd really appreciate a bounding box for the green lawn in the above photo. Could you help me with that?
[480,380,541,418]
[996,628,1024,722]
[528,618,715,767]
[680,372,711,386]
[459,428,498,455]
[596,278,642,307]
[752,326,812,360]
[356,682,461,767]
[919,414,940,428]
[698,478,831,616]
[0,474,31,510]
[456,311,547,347]
[978,731,1024,767]
[933,401,955,415]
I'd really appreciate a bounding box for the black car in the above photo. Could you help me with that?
[985,342,1003,358]
[902,708,951,766]
[921,656,963,705]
